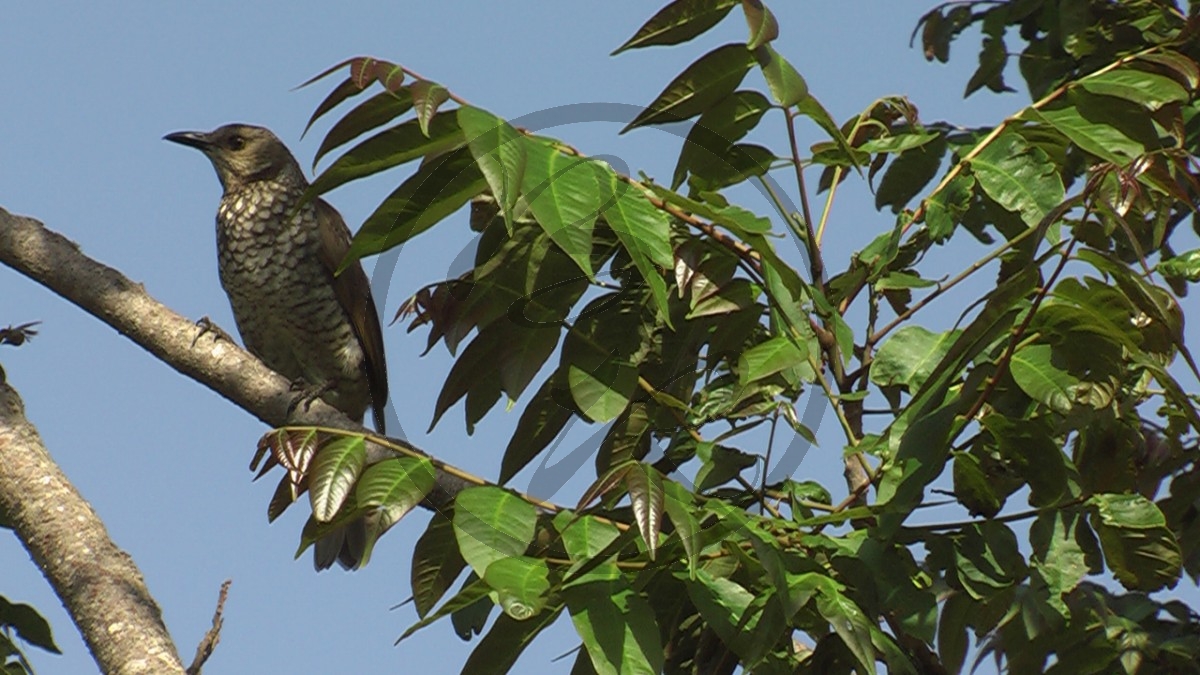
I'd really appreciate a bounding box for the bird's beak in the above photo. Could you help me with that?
[163,130,212,150]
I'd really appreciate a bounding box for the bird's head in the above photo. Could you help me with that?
[164,124,303,192]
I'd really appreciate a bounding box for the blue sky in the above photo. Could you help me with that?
[3,2,1196,674]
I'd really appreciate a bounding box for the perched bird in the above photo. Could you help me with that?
[165,124,388,570]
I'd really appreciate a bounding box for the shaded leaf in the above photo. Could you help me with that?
[1089,493,1182,591]
[613,0,739,54]
[412,512,466,618]
[672,90,772,189]
[347,147,486,267]
[410,80,450,137]
[623,43,756,132]
[314,90,414,167]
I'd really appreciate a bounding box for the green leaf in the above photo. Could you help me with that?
[522,141,599,277]
[661,480,700,577]
[685,569,760,656]
[450,577,494,640]
[981,414,1069,509]
[623,43,757,132]
[309,113,464,197]
[612,0,739,54]
[314,90,414,167]
[742,0,778,50]
[410,80,450,137]
[458,106,528,232]
[875,135,947,213]
[1009,343,1080,414]
[624,463,665,560]
[970,130,1064,227]
[453,486,538,577]
[1080,67,1188,111]
[356,456,437,564]
[398,575,492,642]
[555,512,622,564]
[1030,510,1097,617]
[303,76,365,136]
[816,588,878,675]
[753,43,808,107]
[951,522,1027,600]
[737,335,807,385]
[672,90,772,189]
[498,325,562,404]
[595,168,673,321]
[965,35,1013,97]
[429,322,506,432]
[1157,248,1200,282]
[858,130,941,154]
[566,578,664,675]
[567,362,637,424]
[355,456,435,511]
[937,592,970,673]
[500,371,574,484]
[1028,90,1156,163]
[0,597,60,654]
[459,607,562,675]
[952,451,1003,518]
[562,293,644,422]
[308,435,367,522]
[1089,493,1182,591]
[347,147,486,266]
[795,93,857,172]
[874,271,936,291]
[923,173,974,242]
[686,277,758,319]
[411,513,466,618]
[483,556,552,620]
[694,442,756,491]
[870,325,961,391]
[687,143,780,193]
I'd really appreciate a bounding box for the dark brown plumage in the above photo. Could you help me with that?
[166,124,387,569]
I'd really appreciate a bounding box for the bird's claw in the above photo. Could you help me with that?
[193,316,235,348]
[285,379,336,418]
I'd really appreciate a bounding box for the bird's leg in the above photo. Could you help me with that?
[192,316,235,348]
[285,378,338,418]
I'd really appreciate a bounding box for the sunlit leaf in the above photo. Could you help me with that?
[453,486,538,577]
[308,435,367,522]
[971,130,1064,227]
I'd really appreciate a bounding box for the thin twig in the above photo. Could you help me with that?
[185,580,231,675]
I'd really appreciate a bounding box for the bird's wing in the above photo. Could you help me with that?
[314,198,389,433]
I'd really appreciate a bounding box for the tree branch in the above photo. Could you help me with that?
[0,369,186,674]
[0,207,472,510]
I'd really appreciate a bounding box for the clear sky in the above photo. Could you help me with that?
[3,2,1196,674]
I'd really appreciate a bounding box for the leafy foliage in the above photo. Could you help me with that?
[0,595,60,675]
[249,1,1200,673]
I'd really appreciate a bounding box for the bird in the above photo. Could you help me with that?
[165,123,388,570]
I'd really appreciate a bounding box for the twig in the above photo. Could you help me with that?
[185,580,232,675]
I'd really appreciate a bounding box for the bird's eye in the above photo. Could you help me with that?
[227,135,245,150]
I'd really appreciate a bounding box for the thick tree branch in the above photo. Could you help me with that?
[0,208,471,503]
[0,370,186,675]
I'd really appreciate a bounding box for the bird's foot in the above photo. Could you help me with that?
[192,316,235,348]
[285,379,337,418]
